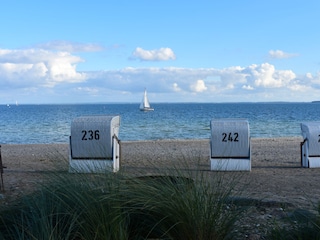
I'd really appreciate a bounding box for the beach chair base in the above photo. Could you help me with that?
[303,157,320,168]
[69,158,119,173]
[210,158,251,171]
[69,134,120,173]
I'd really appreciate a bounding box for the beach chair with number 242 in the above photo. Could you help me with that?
[210,119,251,171]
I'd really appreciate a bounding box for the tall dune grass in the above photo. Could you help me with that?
[0,160,244,239]
[269,205,320,240]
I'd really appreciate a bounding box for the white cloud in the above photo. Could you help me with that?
[226,83,234,90]
[268,50,298,59]
[244,63,296,88]
[307,72,320,85]
[190,79,207,92]
[76,87,100,95]
[172,83,181,92]
[0,48,86,88]
[130,47,176,61]
[242,85,254,90]
[35,41,104,52]
[288,83,311,92]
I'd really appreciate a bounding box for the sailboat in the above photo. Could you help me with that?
[139,89,154,111]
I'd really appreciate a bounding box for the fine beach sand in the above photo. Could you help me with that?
[1,137,319,210]
[2,137,320,238]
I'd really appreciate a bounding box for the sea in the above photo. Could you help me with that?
[1,102,320,144]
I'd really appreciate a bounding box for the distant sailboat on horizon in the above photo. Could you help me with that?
[139,89,154,111]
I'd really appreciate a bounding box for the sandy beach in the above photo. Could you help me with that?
[2,137,320,238]
[1,137,320,210]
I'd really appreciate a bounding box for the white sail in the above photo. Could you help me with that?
[140,89,154,111]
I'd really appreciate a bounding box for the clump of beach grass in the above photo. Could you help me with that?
[124,172,242,239]
[0,171,129,239]
[0,150,245,239]
[268,203,320,240]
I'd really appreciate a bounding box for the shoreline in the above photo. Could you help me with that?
[1,135,304,145]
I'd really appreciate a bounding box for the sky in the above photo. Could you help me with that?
[1,0,320,104]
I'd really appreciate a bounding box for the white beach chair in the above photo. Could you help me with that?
[210,119,251,171]
[69,115,120,173]
[300,122,320,168]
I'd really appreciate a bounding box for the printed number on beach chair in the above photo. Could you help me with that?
[69,115,121,173]
[300,122,320,168]
[210,119,251,171]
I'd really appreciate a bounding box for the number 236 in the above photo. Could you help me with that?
[82,130,100,140]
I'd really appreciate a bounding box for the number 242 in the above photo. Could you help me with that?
[222,132,239,142]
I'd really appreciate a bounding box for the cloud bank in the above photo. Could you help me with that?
[0,48,86,89]
[0,45,319,103]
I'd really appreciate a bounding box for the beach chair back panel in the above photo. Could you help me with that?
[210,119,250,158]
[301,122,320,156]
[70,116,120,159]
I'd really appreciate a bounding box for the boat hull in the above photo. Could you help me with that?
[140,107,154,111]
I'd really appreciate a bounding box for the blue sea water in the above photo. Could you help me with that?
[1,103,320,144]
